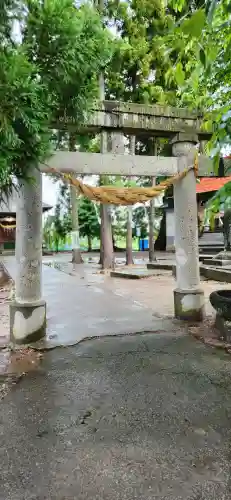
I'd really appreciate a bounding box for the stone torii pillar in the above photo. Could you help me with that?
[10,166,46,343]
[172,133,204,321]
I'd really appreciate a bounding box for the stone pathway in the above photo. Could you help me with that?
[1,254,231,349]
[3,256,182,349]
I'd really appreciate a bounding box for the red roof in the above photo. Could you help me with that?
[196,177,231,194]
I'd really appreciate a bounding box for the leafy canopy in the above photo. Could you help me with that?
[0,48,51,197]
[23,0,113,121]
[0,0,113,195]
[78,197,100,240]
[163,0,231,162]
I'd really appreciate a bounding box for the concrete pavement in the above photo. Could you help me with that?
[2,253,231,348]
[1,332,231,499]
[3,256,178,349]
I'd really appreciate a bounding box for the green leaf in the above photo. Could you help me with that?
[199,48,206,67]
[207,0,218,24]
[175,62,185,86]
[181,10,206,38]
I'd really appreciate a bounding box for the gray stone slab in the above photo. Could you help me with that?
[110,267,164,279]
[147,261,174,271]
[200,265,231,283]
[147,256,211,272]
[203,259,231,267]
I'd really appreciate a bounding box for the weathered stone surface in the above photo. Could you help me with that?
[212,251,231,266]
[41,151,178,177]
[110,267,158,279]
[174,288,205,321]
[215,313,231,342]
[15,167,43,304]
[170,132,199,145]
[12,166,46,344]
[55,100,212,139]
[41,151,214,177]
[10,300,46,344]
[172,135,205,321]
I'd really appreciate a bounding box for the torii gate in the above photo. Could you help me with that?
[10,101,215,344]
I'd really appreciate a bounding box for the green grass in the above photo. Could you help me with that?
[79,236,140,251]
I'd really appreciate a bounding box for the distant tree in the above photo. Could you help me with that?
[133,206,148,239]
[78,197,100,251]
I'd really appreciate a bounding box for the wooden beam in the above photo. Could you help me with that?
[41,151,178,177]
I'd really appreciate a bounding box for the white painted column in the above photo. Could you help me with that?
[10,167,46,343]
[172,133,204,321]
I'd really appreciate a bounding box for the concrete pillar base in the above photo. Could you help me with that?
[174,288,204,322]
[10,300,46,344]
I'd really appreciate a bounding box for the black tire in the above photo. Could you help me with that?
[210,290,231,320]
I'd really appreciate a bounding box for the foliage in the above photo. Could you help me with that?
[43,203,72,252]
[0,47,52,198]
[105,0,177,105]
[23,0,113,123]
[78,197,100,242]
[132,206,148,239]
[1,0,113,196]
[204,181,231,230]
[163,0,231,164]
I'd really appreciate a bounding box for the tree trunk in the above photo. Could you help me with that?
[99,130,114,269]
[87,234,92,252]
[97,1,114,270]
[112,232,116,251]
[100,204,114,268]
[69,133,83,264]
[0,261,11,286]
[155,212,166,251]
[149,140,158,262]
[126,136,135,266]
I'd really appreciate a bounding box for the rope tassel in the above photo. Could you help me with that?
[45,153,198,206]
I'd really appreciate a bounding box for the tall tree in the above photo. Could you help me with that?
[1,0,113,194]
[96,0,115,270]
[1,0,114,283]
[78,197,100,251]
[23,0,113,125]
[69,133,83,263]
[163,0,231,163]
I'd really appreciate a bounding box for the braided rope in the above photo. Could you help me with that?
[45,153,198,206]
